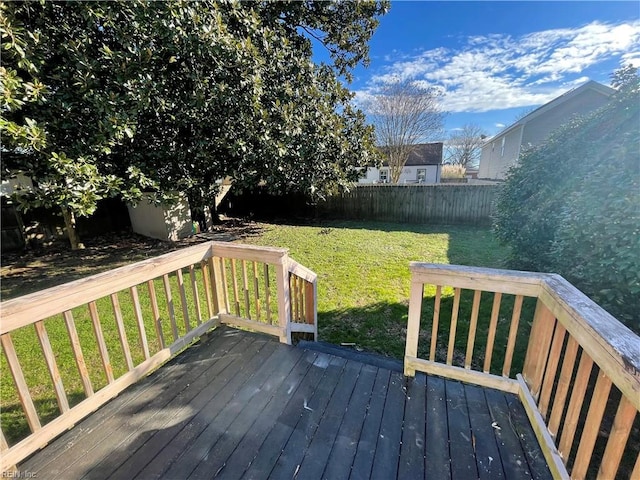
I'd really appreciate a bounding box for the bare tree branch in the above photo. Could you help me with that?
[367,77,445,183]
[444,123,487,168]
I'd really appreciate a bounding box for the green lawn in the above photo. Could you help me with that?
[3,220,526,446]
[240,220,517,361]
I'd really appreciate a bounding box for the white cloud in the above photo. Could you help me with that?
[621,52,640,67]
[495,123,506,128]
[361,20,640,113]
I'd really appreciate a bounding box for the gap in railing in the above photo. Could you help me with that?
[416,286,537,376]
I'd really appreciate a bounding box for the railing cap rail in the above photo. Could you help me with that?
[0,241,291,335]
[542,273,640,374]
[0,242,215,334]
[409,262,547,281]
[210,241,289,264]
[409,262,545,297]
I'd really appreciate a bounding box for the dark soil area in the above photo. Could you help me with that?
[1,218,264,300]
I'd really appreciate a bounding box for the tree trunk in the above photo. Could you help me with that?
[207,203,221,229]
[60,206,85,250]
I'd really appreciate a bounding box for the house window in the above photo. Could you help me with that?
[501,137,506,157]
[379,169,388,183]
[417,169,426,183]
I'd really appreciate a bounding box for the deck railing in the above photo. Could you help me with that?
[404,263,640,479]
[0,241,317,472]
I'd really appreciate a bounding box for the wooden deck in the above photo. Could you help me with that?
[20,326,552,480]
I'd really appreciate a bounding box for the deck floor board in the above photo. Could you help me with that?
[399,373,426,479]
[19,326,553,480]
[447,379,479,479]
[425,375,453,478]
[349,368,390,480]
[323,363,378,480]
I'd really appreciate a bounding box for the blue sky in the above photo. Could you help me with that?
[325,1,640,139]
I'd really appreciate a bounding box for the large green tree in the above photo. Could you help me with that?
[493,66,640,330]
[1,0,387,248]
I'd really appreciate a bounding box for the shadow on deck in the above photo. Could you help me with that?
[21,326,551,480]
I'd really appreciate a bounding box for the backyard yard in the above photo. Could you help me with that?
[2,219,510,359]
[238,220,512,359]
[1,219,520,445]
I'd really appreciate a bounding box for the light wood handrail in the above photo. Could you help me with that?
[0,243,213,334]
[0,241,318,473]
[405,262,640,479]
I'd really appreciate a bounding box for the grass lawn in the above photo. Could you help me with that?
[2,220,526,445]
[239,220,516,361]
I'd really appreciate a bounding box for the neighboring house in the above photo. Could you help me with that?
[478,80,614,180]
[359,142,443,184]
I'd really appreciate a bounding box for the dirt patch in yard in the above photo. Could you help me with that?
[0,218,264,300]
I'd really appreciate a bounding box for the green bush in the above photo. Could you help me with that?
[494,68,640,331]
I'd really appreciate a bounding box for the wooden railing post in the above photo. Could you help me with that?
[275,256,292,344]
[522,299,556,399]
[210,256,227,315]
[404,279,424,377]
[305,279,318,341]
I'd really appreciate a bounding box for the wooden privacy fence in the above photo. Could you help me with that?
[0,241,317,471]
[404,263,640,479]
[318,184,499,225]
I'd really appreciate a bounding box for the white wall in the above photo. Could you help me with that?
[479,125,524,180]
[359,165,441,184]
[128,193,193,241]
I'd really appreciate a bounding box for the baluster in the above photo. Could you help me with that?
[558,353,593,457]
[176,268,190,333]
[464,290,481,369]
[1,334,41,432]
[483,292,502,374]
[242,260,250,319]
[110,293,134,371]
[231,259,241,317]
[201,260,214,318]
[147,279,165,349]
[548,336,579,438]
[88,301,114,383]
[253,261,261,321]
[446,287,461,366]
[522,300,556,396]
[62,310,94,396]
[129,286,150,360]
[264,264,272,324]
[572,371,612,479]
[429,285,442,362]
[597,396,636,479]
[189,264,203,325]
[162,274,179,341]
[502,295,524,378]
[538,323,566,417]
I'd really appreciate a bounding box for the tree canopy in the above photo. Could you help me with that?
[1,0,388,247]
[493,66,640,331]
